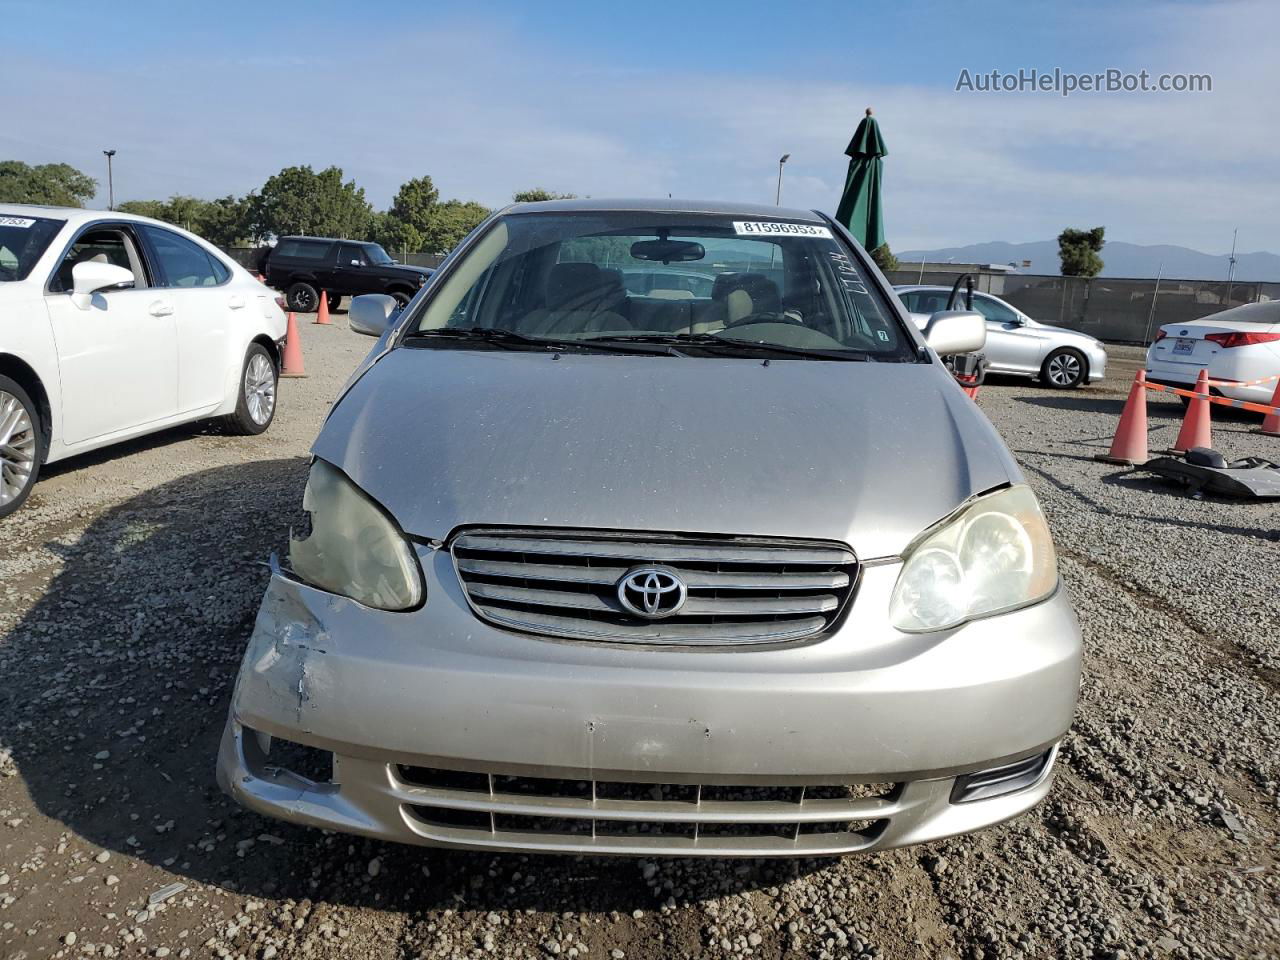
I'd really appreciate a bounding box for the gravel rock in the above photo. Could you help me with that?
[0,339,1274,959]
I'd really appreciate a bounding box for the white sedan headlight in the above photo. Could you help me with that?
[889,485,1057,632]
[288,459,423,611]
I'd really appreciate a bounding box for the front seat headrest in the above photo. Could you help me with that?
[712,272,781,316]
[546,262,607,309]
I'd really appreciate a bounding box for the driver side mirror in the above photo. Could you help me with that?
[70,261,134,310]
[923,310,986,355]
[349,293,400,337]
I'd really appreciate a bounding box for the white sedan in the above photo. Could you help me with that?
[0,204,287,518]
[895,285,1108,388]
[1146,301,1280,405]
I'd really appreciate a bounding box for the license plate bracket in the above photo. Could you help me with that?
[1173,337,1197,356]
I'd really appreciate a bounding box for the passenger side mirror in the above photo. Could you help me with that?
[923,310,986,355]
[349,293,400,337]
[70,261,134,310]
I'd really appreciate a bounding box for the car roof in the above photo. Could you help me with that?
[0,202,191,232]
[276,236,382,245]
[502,197,826,223]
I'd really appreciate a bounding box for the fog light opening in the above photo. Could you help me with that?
[950,747,1054,804]
[247,728,334,785]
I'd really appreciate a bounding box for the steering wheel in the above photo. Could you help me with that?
[719,310,808,331]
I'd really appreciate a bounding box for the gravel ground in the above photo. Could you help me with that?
[1,326,1277,960]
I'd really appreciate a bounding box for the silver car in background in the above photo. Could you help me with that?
[895,285,1108,388]
[219,199,1081,857]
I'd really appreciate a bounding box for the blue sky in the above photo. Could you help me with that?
[2,0,1276,254]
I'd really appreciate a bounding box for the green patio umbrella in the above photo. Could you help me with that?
[835,108,887,251]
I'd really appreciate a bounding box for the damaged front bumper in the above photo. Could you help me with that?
[217,549,1081,857]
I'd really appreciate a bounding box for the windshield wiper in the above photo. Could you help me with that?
[403,327,682,356]
[584,333,872,362]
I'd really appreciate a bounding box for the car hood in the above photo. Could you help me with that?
[1029,321,1099,343]
[382,263,433,276]
[313,349,1021,558]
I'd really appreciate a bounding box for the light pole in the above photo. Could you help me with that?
[775,154,790,205]
[102,150,116,210]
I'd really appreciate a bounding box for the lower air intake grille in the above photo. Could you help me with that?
[451,528,858,645]
[396,765,894,854]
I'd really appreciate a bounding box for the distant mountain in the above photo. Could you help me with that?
[897,240,1280,282]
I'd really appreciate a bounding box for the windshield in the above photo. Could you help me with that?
[408,212,918,360]
[365,243,394,265]
[0,214,65,282]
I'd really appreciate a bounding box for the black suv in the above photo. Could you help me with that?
[262,237,434,312]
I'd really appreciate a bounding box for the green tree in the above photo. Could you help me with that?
[0,161,97,207]
[117,194,252,246]
[869,243,900,273]
[199,195,253,247]
[368,211,410,254]
[250,165,372,240]
[115,199,169,220]
[386,176,440,252]
[419,200,491,255]
[1057,226,1105,277]
[512,188,576,203]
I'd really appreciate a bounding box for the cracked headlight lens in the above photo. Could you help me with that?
[288,459,423,611]
[889,485,1057,632]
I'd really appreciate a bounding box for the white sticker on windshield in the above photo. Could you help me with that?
[733,221,832,238]
[0,216,35,229]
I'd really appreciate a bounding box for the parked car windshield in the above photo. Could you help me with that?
[0,214,65,281]
[409,212,918,360]
[365,243,395,265]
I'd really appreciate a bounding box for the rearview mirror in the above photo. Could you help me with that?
[70,261,134,310]
[349,293,400,337]
[629,238,705,263]
[923,310,986,355]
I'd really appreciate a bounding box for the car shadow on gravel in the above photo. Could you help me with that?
[37,420,222,480]
[1016,393,1264,428]
[1014,394,1183,418]
[3,460,821,914]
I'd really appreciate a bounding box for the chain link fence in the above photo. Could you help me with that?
[886,269,1280,345]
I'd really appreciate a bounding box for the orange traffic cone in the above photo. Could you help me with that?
[1259,379,1280,437]
[1169,368,1211,454]
[1096,370,1149,465]
[281,312,307,378]
[314,291,331,325]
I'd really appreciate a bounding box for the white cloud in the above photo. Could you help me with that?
[2,2,1277,253]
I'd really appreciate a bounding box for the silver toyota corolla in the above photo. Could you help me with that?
[218,199,1081,857]
[895,285,1108,388]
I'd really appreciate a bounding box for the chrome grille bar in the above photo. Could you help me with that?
[452,528,859,646]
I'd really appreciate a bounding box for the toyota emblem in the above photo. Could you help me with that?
[616,566,688,620]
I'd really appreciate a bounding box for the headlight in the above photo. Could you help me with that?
[889,485,1057,632]
[288,459,423,611]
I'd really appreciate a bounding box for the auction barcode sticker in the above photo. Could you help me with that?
[733,221,832,238]
[0,216,35,228]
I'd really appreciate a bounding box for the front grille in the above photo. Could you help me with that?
[451,528,858,645]
[396,765,894,854]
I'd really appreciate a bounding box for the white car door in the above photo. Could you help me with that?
[972,294,1045,374]
[139,225,234,415]
[43,223,178,445]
